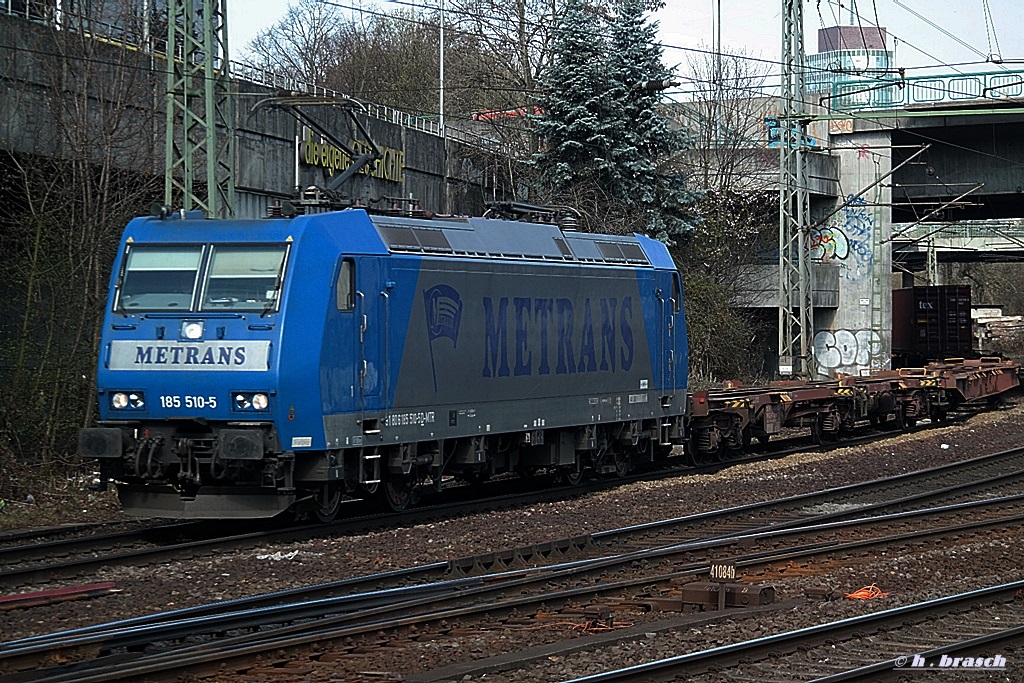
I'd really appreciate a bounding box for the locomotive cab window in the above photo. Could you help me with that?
[116,245,204,311]
[336,259,355,311]
[201,244,289,312]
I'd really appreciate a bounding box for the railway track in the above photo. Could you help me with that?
[0,414,988,589]
[564,582,1024,682]
[5,445,1024,682]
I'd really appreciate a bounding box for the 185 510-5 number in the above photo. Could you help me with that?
[160,395,218,409]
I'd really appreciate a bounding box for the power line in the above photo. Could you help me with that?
[890,0,1010,73]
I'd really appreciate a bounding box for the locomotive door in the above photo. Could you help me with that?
[661,272,680,393]
[356,257,388,417]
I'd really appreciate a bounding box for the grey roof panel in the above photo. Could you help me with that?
[370,215,649,266]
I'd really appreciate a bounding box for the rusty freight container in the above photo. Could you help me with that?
[892,286,973,366]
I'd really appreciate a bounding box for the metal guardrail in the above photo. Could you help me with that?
[228,61,505,151]
[830,69,1024,112]
[2,6,501,150]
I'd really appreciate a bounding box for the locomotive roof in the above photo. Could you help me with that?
[370,215,669,268]
[120,210,675,270]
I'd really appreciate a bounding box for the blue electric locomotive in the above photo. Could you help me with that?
[79,208,689,519]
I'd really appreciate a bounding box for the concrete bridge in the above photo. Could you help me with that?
[0,12,509,219]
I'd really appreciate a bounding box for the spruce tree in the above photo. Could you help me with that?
[529,0,614,196]
[607,0,696,243]
[530,0,694,242]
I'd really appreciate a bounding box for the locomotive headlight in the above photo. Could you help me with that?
[233,392,270,412]
[111,392,145,410]
[181,320,204,340]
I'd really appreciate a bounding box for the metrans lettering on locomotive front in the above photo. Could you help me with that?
[109,340,271,371]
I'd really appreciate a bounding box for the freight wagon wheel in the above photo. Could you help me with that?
[869,414,890,430]
[381,475,415,512]
[900,414,918,430]
[685,433,707,466]
[314,485,343,523]
[810,416,828,445]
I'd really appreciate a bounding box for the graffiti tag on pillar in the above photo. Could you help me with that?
[809,225,850,260]
[814,329,884,370]
[843,195,874,263]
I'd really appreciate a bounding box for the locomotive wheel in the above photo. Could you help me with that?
[515,464,539,479]
[560,465,584,486]
[314,485,343,523]
[613,451,631,478]
[381,475,415,512]
[463,469,491,485]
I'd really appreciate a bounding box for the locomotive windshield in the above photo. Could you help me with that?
[201,244,289,312]
[114,243,289,313]
[117,245,204,311]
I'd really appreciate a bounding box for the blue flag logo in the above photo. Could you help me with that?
[423,284,463,390]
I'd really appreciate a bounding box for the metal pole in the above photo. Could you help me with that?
[439,0,449,213]
[778,0,812,378]
[439,0,445,135]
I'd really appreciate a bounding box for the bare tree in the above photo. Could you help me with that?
[448,0,558,107]
[0,1,162,486]
[244,0,343,86]
[664,48,779,383]
[676,45,775,193]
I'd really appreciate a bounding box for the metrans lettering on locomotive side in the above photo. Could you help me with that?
[108,340,271,371]
[482,296,634,378]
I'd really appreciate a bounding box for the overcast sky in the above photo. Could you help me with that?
[228,0,1024,85]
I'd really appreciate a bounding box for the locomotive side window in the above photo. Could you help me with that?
[337,259,355,311]
[116,245,203,311]
[672,272,681,313]
[201,244,289,312]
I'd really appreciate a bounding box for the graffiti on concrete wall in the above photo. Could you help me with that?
[809,224,849,260]
[814,328,885,371]
[810,195,875,281]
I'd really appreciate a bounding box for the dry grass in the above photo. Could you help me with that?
[0,486,127,531]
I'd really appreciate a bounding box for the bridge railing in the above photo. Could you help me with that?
[894,220,1024,244]
[830,69,1024,112]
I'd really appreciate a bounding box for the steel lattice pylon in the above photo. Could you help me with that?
[164,0,235,218]
[777,0,814,377]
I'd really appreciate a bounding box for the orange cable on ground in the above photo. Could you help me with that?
[844,583,891,599]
